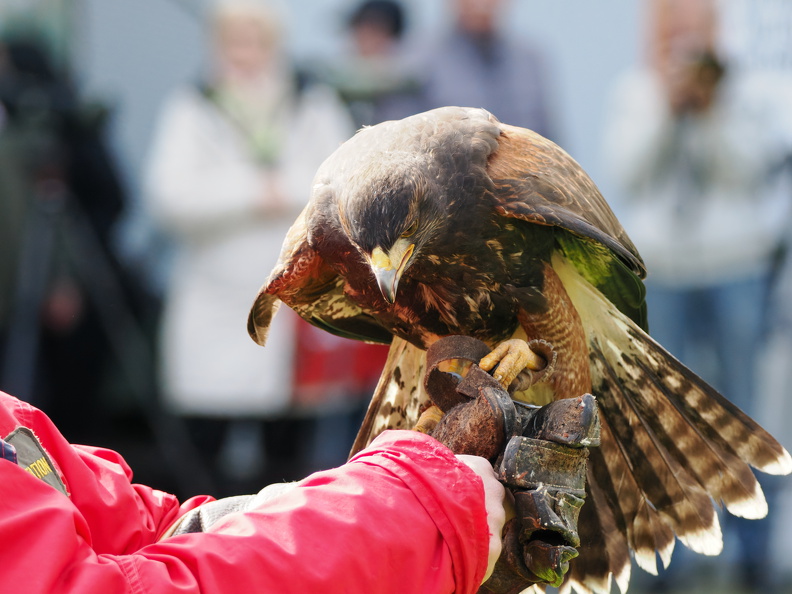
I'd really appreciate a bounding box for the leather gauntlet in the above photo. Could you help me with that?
[420,336,600,593]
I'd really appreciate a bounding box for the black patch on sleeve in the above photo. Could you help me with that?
[5,427,68,496]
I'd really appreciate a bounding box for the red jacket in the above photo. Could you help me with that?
[0,391,489,593]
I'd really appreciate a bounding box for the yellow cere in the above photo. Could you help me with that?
[371,246,394,271]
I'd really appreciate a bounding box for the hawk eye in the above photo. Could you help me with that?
[401,219,418,238]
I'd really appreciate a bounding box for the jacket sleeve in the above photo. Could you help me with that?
[127,430,490,594]
[0,390,489,594]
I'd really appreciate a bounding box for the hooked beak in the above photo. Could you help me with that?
[369,242,414,304]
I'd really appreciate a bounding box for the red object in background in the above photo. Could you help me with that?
[292,319,390,409]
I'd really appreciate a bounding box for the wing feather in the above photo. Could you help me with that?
[487,126,648,329]
[589,343,723,556]
[595,344,723,555]
[563,473,631,594]
[589,416,676,577]
[488,124,645,279]
[551,253,791,590]
[626,352,768,518]
[248,205,393,345]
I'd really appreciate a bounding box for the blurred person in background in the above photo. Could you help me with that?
[0,34,133,444]
[317,0,422,128]
[409,0,556,140]
[144,0,354,496]
[0,388,506,594]
[603,0,792,590]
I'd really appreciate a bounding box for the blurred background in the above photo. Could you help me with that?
[0,0,791,592]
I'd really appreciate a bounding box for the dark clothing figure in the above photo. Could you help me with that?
[414,27,554,139]
[0,37,132,444]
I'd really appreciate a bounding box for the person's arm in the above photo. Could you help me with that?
[0,390,494,594]
[145,431,495,594]
[0,392,212,547]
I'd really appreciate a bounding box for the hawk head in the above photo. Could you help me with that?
[340,167,446,303]
[311,108,500,305]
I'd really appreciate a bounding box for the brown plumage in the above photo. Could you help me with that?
[247,106,791,593]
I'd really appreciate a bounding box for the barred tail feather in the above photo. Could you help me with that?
[620,334,769,519]
[555,255,791,490]
[632,496,675,574]
[589,417,676,576]
[589,343,723,555]
[587,311,775,521]
[553,254,791,591]
[563,473,631,594]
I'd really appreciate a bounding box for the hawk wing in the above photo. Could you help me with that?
[553,255,790,593]
[484,126,791,591]
[248,205,392,346]
[488,123,648,331]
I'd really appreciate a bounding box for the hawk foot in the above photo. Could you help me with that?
[414,405,444,434]
[479,339,553,391]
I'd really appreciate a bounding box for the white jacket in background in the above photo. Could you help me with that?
[144,83,353,416]
[603,68,792,287]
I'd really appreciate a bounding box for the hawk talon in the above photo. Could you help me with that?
[414,405,444,434]
[479,339,549,390]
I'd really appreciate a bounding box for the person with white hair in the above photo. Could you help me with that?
[144,0,354,493]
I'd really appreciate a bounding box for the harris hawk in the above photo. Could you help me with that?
[247,106,791,593]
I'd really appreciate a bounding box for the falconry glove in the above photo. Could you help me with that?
[418,335,600,593]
